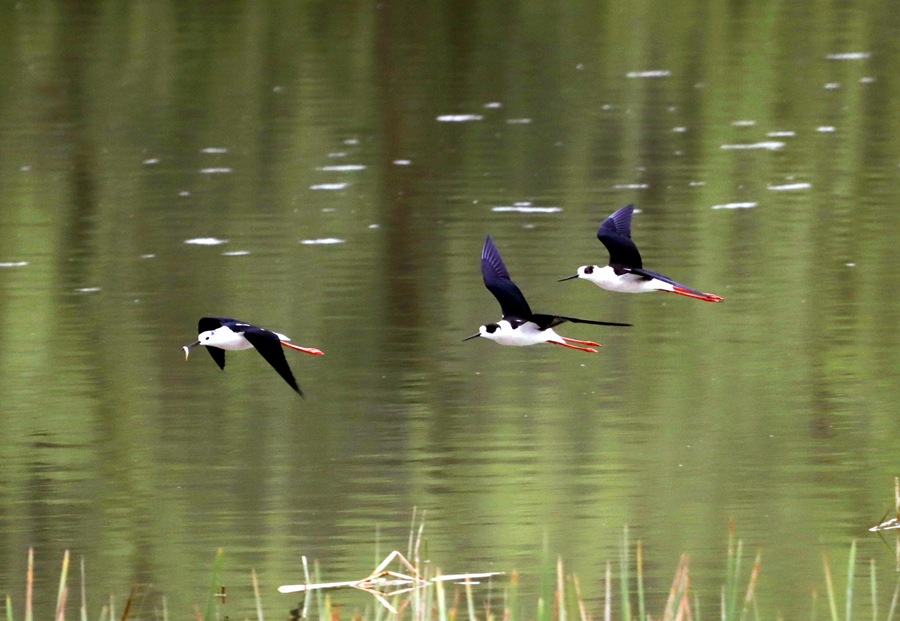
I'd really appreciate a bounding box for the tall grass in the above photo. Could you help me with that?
[3,529,900,621]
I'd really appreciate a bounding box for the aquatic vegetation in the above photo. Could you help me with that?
[4,524,900,621]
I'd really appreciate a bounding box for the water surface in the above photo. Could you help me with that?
[1,2,899,619]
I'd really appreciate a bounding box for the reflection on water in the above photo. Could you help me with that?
[1,1,900,619]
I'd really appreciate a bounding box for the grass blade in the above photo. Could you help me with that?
[56,550,70,621]
[603,562,611,621]
[846,540,856,621]
[252,569,264,621]
[823,551,839,621]
[620,526,631,621]
[80,557,86,621]
[25,547,33,621]
[203,549,226,621]
[870,559,876,621]
[556,558,565,621]
[636,541,645,621]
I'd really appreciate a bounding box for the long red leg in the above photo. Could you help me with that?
[281,341,324,356]
[561,336,601,347]
[670,286,724,302]
[551,341,598,353]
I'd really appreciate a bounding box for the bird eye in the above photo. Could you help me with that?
[486,324,498,334]
[584,265,594,274]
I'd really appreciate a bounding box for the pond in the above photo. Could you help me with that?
[1,1,899,619]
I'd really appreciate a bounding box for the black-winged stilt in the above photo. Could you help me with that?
[465,237,630,352]
[183,317,323,395]
[560,205,724,302]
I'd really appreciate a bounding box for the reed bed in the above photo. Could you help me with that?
[3,525,899,621]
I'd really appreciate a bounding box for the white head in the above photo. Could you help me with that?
[183,327,232,359]
[559,265,601,283]
[463,322,506,343]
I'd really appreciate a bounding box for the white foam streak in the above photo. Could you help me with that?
[720,141,785,150]
[712,202,757,210]
[300,238,345,245]
[185,237,228,246]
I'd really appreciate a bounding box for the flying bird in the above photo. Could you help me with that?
[560,205,724,302]
[183,317,323,395]
[465,236,630,352]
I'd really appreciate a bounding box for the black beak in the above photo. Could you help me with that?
[462,333,481,342]
[558,274,579,282]
[183,340,200,360]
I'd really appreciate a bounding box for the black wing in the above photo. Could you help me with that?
[206,347,227,369]
[597,205,643,269]
[531,313,632,330]
[198,316,235,332]
[197,317,234,369]
[481,236,533,319]
[243,327,303,396]
[625,266,710,297]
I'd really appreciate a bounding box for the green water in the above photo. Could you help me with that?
[1,1,899,618]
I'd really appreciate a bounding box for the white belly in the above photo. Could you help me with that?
[591,267,671,294]
[494,324,560,346]
[205,327,255,350]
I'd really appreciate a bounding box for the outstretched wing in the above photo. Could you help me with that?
[481,236,532,319]
[198,317,234,332]
[205,347,227,369]
[597,205,643,269]
[625,266,711,297]
[531,313,632,330]
[243,327,303,396]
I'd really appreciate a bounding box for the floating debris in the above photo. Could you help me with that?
[612,183,649,190]
[732,120,757,127]
[75,287,101,293]
[278,550,502,614]
[0,261,28,268]
[201,147,228,154]
[140,254,156,259]
[817,126,836,133]
[720,141,785,150]
[310,182,349,191]
[712,202,757,210]
[393,159,412,166]
[768,131,796,137]
[199,167,233,174]
[300,238,345,245]
[506,118,533,124]
[185,237,228,246]
[222,250,251,256]
[869,477,900,532]
[824,82,841,90]
[626,70,671,78]
[484,102,503,109]
[436,114,484,122]
[143,158,160,165]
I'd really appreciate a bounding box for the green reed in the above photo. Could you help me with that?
[4,528,900,621]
